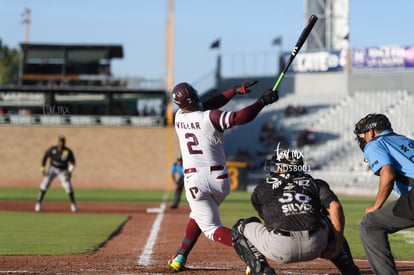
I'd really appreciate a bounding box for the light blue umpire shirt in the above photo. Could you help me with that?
[364,129,414,196]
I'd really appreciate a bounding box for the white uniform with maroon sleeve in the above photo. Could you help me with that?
[174,108,233,240]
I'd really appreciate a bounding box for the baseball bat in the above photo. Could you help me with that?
[272,14,318,92]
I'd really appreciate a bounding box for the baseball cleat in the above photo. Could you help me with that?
[70,203,77,213]
[246,265,277,275]
[168,254,185,272]
[35,203,42,212]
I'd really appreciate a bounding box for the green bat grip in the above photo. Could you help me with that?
[272,72,285,92]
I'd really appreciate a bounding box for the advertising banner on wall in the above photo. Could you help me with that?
[284,45,414,73]
[0,114,165,127]
[286,49,347,73]
[352,45,414,69]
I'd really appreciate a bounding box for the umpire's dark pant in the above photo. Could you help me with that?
[171,177,184,208]
[360,200,414,275]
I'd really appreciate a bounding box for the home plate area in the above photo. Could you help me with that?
[1,201,414,274]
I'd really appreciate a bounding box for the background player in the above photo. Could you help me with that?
[170,156,184,209]
[168,80,279,271]
[231,148,360,275]
[354,113,414,274]
[35,135,77,213]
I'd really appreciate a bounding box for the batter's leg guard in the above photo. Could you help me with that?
[231,217,276,275]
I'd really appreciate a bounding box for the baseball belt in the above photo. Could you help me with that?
[273,227,320,237]
[184,165,224,174]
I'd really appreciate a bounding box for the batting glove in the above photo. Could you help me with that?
[234,80,258,95]
[260,89,279,105]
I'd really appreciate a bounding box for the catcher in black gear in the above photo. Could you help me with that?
[232,147,360,275]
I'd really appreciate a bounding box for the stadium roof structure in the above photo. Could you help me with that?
[19,43,124,85]
[20,43,123,61]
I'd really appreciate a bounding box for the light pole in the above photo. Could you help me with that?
[21,8,31,43]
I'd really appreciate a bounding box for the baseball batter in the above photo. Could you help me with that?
[231,149,360,275]
[168,81,279,272]
[35,135,77,212]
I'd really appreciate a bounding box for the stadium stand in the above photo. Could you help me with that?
[224,90,414,196]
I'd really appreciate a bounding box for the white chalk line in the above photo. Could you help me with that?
[137,191,169,266]
[0,271,31,274]
[396,229,414,244]
[355,258,414,265]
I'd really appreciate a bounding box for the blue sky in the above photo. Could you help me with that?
[1,0,413,91]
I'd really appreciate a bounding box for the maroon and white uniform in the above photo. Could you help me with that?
[174,88,264,239]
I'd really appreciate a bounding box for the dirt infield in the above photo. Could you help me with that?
[1,201,414,274]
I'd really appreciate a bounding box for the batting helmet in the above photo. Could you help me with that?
[172,82,200,109]
[265,149,305,175]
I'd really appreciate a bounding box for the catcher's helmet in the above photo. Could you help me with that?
[172,82,200,109]
[265,149,305,175]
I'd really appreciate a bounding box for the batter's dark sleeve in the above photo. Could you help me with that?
[202,88,235,110]
[316,179,340,209]
[232,100,264,125]
[209,99,264,129]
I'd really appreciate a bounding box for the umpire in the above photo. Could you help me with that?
[35,135,77,213]
[231,148,360,275]
[354,113,414,274]
[170,156,184,209]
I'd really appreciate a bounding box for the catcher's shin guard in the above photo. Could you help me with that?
[231,217,276,275]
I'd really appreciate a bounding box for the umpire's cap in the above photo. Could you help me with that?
[354,113,392,135]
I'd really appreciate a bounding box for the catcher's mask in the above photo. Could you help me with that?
[264,149,305,176]
[354,113,392,151]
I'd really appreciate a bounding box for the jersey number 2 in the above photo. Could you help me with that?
[185,133,203,154]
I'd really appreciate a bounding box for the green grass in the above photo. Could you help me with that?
[0,187,170,203]
[1,188,414,260]
[0,211,128,255]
